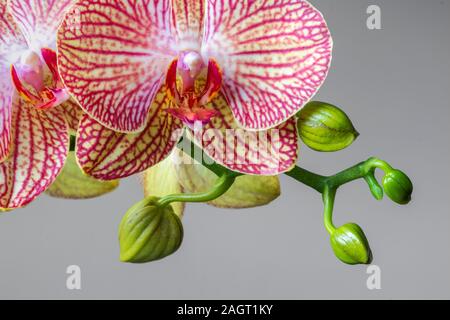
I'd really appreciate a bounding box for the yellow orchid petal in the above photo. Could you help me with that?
[46,152,119,199]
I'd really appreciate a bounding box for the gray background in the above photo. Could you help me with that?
[1,0,449,299]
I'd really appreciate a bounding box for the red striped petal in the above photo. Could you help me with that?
[0,70,13,162]
[0,97,69,209]
[172,0,205,50]
[0,2,27,161]
[76,87,183,180]
[57,0,176,132]
[8,0,76,49]
[202,0,332,130]
[58,98,83,133]
[0,1,27,63]
[190,93,299,175]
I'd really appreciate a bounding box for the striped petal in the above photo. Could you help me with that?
[8,0,76,49]
[0,1,27,161]
[171,0,204,50]
[0,68,13,162]
[202,0,332,130]
[0,97,69,209]
[76,87,183,180]
[191,93,299,175]
[0,1,28,64]
[57,0,176,132]
[58,98,83,133]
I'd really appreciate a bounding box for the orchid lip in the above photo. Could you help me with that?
[10,48,69,109]
[165,55,223,127]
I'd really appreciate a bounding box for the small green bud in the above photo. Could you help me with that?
[297,101,359,152]
[119,197,183,263]
[330,223,372,265]
[382,169,413,205]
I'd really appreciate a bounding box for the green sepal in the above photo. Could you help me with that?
[46,152,119,199]
[142,156,184,217]
[174,153,280,208]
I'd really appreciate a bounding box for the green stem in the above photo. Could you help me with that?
[156,172,237,208]
[323,186,337,234]
[161,137,396,237]
[176,138,239,178]
[69,135,76,152]
[284,166,326,193]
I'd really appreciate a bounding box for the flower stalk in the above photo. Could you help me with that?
[169,137,412,265]
[156,172,238,208]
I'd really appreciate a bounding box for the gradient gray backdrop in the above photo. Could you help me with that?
[1,0,449,299]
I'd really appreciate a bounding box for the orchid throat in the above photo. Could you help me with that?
[166,50,222,128]
[10,48,70,110]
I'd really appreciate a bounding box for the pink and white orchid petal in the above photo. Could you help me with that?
[57,0,176,133]
[0,1,28,64]
[191,93,299,175]
[0,1,28,161]
[0,97,69,209]
[76,87,183,180]
[202,0,332,130]
[0,70,13,161]
[171,0,205,50]
[8,0,76,50]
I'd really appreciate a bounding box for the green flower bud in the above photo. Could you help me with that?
[119,197,183,263]
[330,223,372,265]
[297,101,359,152]
[382,169,413,205]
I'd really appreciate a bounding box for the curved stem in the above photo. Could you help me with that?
[172,136,397,235]
[156,172,237,208]
[323,186,337,234]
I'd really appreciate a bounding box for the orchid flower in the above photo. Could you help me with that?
[0,0,82,209]
[57,0,332,180]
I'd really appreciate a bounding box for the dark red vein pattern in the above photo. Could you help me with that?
[57,0,177,133]
[8,0,75,48]
[171,0,204,49]
[0,0,27,161]
[191,92,299,175]
[0,98,69,209]
[202,0,332,130]
[76,87,183,180]
[58,98,84,133]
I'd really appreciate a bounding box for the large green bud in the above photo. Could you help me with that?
[330,223,372,265]
[297,101,359,152]
[382,169,413,205]
[119,197,183,263]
